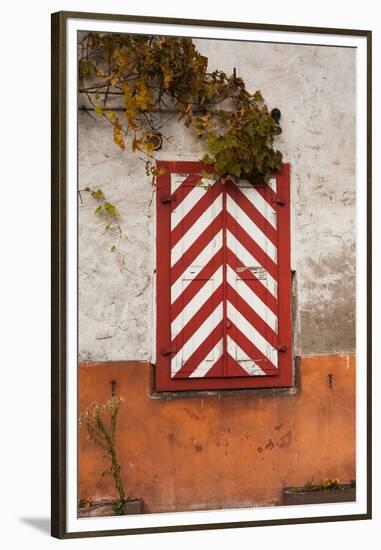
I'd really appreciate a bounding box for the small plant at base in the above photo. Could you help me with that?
[303,479,314,490]
[78,498,94,508]
[79,396,126,515]
[322,479,340,490]
[288,479,346,494]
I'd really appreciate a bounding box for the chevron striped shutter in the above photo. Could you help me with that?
[156,161,292,391]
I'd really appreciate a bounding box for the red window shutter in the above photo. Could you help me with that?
[156,161,292,391]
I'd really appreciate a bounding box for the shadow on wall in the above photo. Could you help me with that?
[20,518,51,535]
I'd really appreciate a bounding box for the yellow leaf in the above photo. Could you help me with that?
[113,125,125,150]
[112,48,129,69]
[126,114,139,131]
[106,110,117,123]
[106,111,126,149]
[155,37,166,47]
[95,104,103,116]
[95,67,108,78]
[143,141,154,155]
[133,81,154,111]
[132,138,141,152]
[163,70,173,89]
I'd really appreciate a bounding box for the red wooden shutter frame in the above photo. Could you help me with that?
[156,161,292,392]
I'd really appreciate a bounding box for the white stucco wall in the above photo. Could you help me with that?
[78,39,355,361]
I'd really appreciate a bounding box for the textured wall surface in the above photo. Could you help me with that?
[78,40,356,361]
[78,355,356,512]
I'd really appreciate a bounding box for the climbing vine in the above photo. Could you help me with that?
[78,186,125,268]
[79,32,283,183]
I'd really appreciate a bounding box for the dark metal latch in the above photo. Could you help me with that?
[161,347,177,355]
[161,196,176,204]
[273,195,285,206]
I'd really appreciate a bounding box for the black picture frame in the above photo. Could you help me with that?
[51,10,372,539]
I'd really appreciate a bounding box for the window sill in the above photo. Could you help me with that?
[149,357,300,400]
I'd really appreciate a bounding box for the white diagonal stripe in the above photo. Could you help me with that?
[171,173,189,194]
[171,302,224,376]
[171,266,223,339]
[235,180,277,228]
[189,339,224,378]
[227,194,277,263]
[268,178,277,194]
[171,182,209,231]
[227,336,266,376]
[171,174,208,194]
[227,301,278,368]
[171,194,223,267]
[226,230,277,297]
[226,265,277,333]
[171,230,223,303]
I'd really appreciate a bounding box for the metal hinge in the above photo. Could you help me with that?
[277,345,287,352]
[273,195,286,206]
[161,347,177,356]
[161,196,176,204]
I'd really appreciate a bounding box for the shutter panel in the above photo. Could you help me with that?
[156,161,292,391]
[169,173,224,379]
[225,180,279,376]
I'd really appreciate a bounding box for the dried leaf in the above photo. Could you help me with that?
[113,125,125,150]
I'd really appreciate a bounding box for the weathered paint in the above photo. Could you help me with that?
[78,40,355,362]
[156,161,292,390]
[78,354,355,513]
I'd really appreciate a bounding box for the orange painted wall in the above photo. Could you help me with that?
[78,355,355,513]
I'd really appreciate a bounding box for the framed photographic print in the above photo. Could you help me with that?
[51,10,372,539]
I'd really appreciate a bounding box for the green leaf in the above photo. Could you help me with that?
[111,245,116,252]
[95,205,102,214]
[198,169,215,180]
[253,90,263,102]
[226,162,241,177]
[202,153,215,165]
[91,189,105,200]
[104,202,118,217]
[79,33,283,190]
[207,135,224,155]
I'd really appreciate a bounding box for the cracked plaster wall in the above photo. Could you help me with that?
[78,39,355,361]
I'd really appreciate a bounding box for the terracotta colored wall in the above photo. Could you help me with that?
[78,355,355,513]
